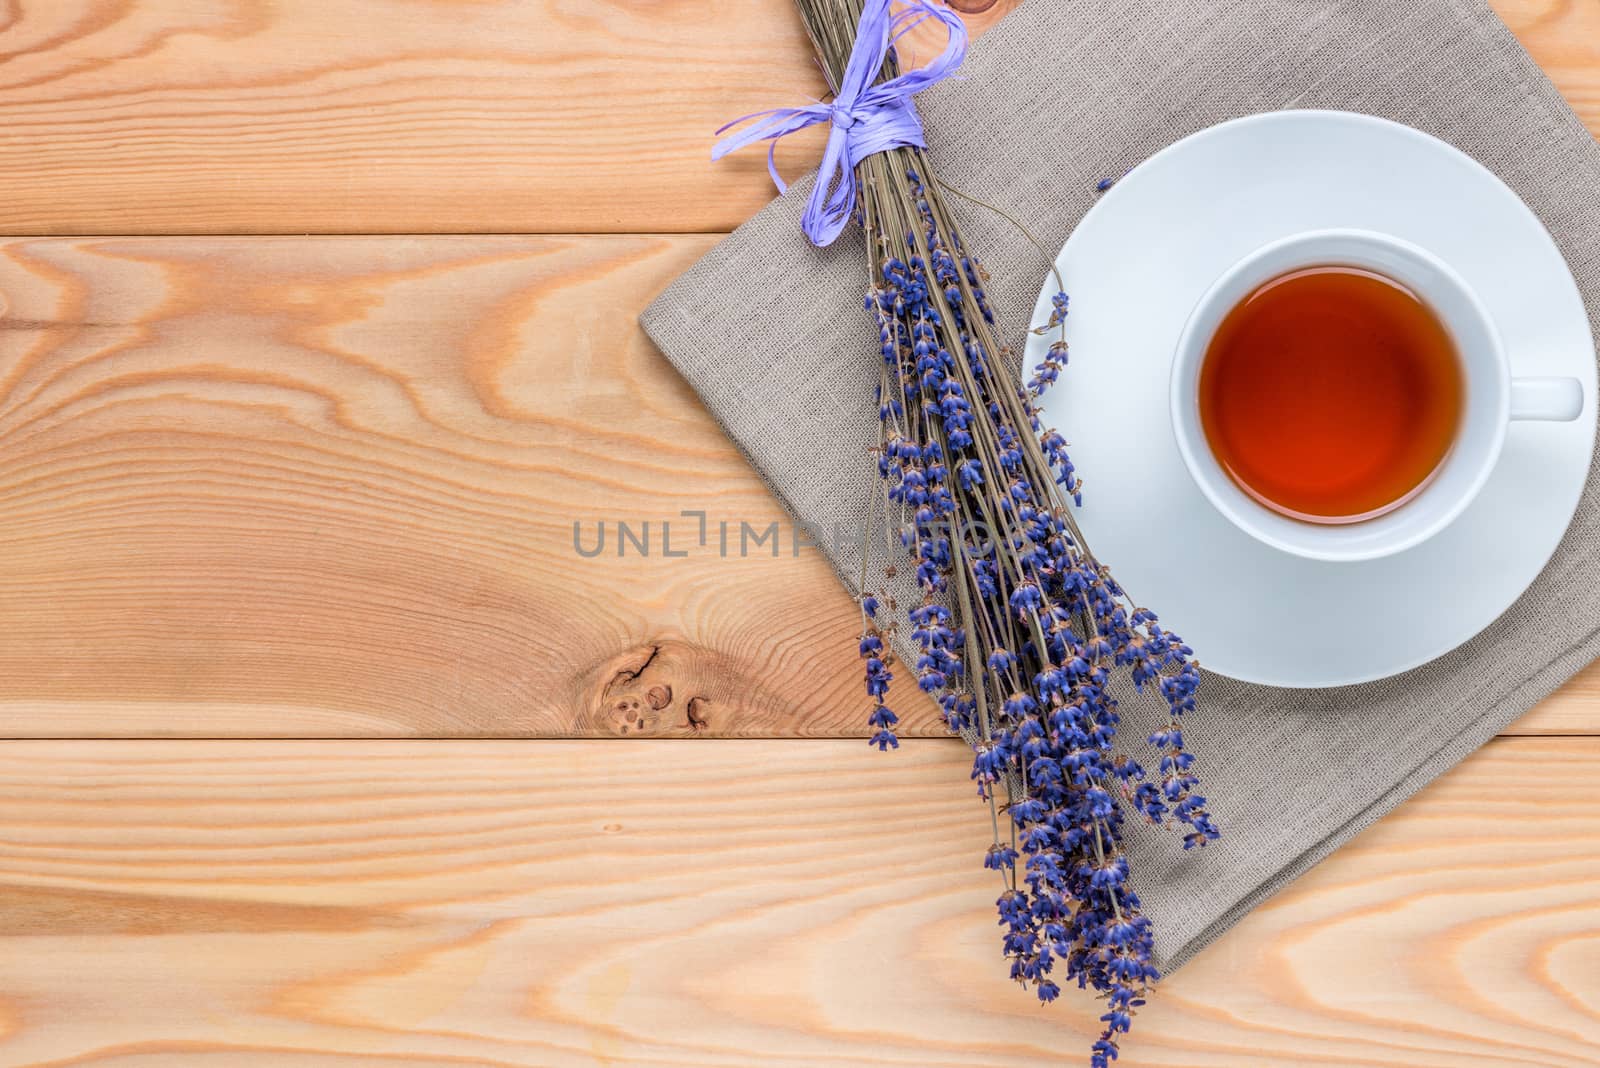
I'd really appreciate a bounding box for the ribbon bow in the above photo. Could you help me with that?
[712,0,968,247]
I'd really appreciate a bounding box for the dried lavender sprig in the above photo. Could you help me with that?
[789,2,1221,1063]
[862,144,1216,1066]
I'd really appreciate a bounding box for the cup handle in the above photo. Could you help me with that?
[1510,377,1585,422]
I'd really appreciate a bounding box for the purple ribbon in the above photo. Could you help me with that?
[713,0,968,247]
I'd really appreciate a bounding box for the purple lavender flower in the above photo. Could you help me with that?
[859,623,898,751]
[856,159,1219,1065]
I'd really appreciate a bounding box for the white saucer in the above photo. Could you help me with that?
[1027,110,1597,688]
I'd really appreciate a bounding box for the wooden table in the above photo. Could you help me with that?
[0,2,1596,1065]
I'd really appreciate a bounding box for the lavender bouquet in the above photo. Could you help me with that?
[716,1,1219,1062]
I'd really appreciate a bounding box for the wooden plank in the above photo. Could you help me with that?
[0,234,1591,737]
[1513,659,1600,734]
[0,737,1593,1066]
[0,0,1589,236]
[0,234,868,737]
[0,0,828,236]
[1498,0,1600,126]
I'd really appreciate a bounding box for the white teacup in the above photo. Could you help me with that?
[1170,229,1584,562]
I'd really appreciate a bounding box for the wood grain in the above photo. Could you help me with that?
[1497,0,1600,126]
[0,6,1591,1066]
[0,737,1591,1067]
[0,234,868,737]
[0,0,1588,236]
[1509,659,1600,733]
[0,234,1590,738]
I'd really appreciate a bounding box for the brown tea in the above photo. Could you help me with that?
[1198,265,1464,523]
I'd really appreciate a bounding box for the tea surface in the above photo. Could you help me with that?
[1198,266,1463,523]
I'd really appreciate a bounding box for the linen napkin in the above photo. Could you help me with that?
[641,0,1600,969]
